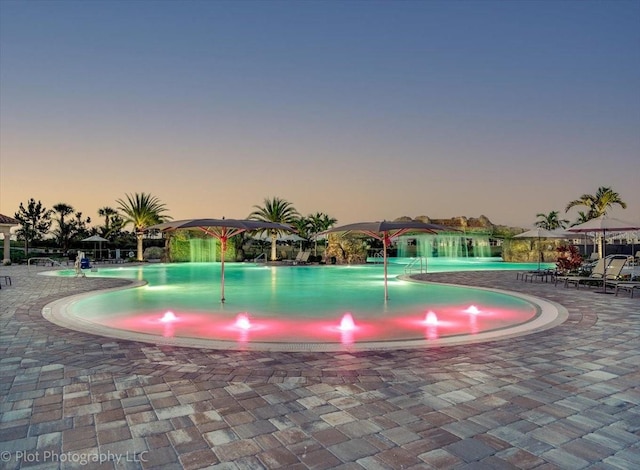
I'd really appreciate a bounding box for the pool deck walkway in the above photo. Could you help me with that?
[0,265,638,469]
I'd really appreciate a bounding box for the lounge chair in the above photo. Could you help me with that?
[560,256,627,289]
[283,251,310,265]
[611,281,640,298]
[283,251,305,264]
[295,251,311,265]
[521,269,556,283]
[555,257,607,287]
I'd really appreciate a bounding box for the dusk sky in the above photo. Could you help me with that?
[1,0,639,229]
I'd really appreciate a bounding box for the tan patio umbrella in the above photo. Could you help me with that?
[514,228,570,271]
[148,218,295,303]
[320,220,454,301]
[567,215,640,259]
[81,235,110,259]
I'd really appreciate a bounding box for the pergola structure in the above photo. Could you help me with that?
[0,214,19,264]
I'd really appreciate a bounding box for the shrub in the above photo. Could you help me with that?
[143,246,164,261]
[556,245,582,273]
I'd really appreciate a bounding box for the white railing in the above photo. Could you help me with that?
[371,251,384,264]
[253,253,267,264]
[404,257,427,275]
[27,257,64,269]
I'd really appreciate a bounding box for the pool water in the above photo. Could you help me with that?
[45,259,561,349]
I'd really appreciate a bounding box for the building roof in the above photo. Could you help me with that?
[0,214,19,225]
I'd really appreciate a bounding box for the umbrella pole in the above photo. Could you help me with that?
[383,236,389,301]
[602,229,607,294]
[220,238,226,303]
[537,236,541,271]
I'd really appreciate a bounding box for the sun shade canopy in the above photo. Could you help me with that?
[320,220,456,301]
[148,218,295,302]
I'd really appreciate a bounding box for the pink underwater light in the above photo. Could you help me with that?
[234,313,252,330]
[339,313,356,331]
[424,311,438,326]
[160,311,178,323]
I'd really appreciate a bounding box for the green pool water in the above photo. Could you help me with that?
[44,258,559,348]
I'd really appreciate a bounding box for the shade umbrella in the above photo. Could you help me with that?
[252,232,306,242]
[567,215,640,259]
[253,232,306,254]
[81,235,109,259]
[320,220,454,301]
[514,228,571,270]
[148,218,294,302]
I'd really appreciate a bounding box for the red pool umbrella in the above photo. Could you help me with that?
[149,218,294,302]
[320,220,454,301]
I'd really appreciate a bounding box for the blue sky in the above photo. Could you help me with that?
[1,0,639,228]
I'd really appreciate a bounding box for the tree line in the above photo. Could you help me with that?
[10,186,629,263]
[10,194,336,262]
[533,186,627,230]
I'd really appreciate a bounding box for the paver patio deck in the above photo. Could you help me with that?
[0,265,638,469]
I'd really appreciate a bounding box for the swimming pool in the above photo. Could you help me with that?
[43,259,564,351]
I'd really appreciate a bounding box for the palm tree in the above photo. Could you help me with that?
[573,211,591,226]
[116,193,172,261]
[566,186,627,258]
[306,212,337,256]
[98,206,120,237]
[291,217,311,250]
[249,197,299,261]
[52,203,75,252]
[534,211,569,231]
[565,186,627,219]
[573,211,593,254]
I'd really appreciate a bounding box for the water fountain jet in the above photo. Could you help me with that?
[339,313,356,331]
[425,311,438,326]
[160,311,177,323]
[235,313,252,330]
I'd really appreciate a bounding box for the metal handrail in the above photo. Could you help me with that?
[371,251,384,264]
[404,257,427,275]
[27,257,64,269]
[253,253,267,263]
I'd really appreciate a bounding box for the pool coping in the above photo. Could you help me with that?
[41,271,568,352]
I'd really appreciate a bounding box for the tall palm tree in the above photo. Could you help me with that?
[573,211,591,226]
[565,186,627,219]
[52,203,75,252]
[566,186,627,258]
[573,211,593,254]
[98,206,119,237]
[249,197,299,261]
[306,212,337,255]
[116,193,172,261]
[534,211,568,231]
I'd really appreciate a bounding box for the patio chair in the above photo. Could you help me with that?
[555,257,607,287]
[562,256,627,289]
[283,251,306,265]
[294,251,311,265]
[612,281,640,298]
[522,268,556,283]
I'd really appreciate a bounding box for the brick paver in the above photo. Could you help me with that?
[0,264,638,469]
